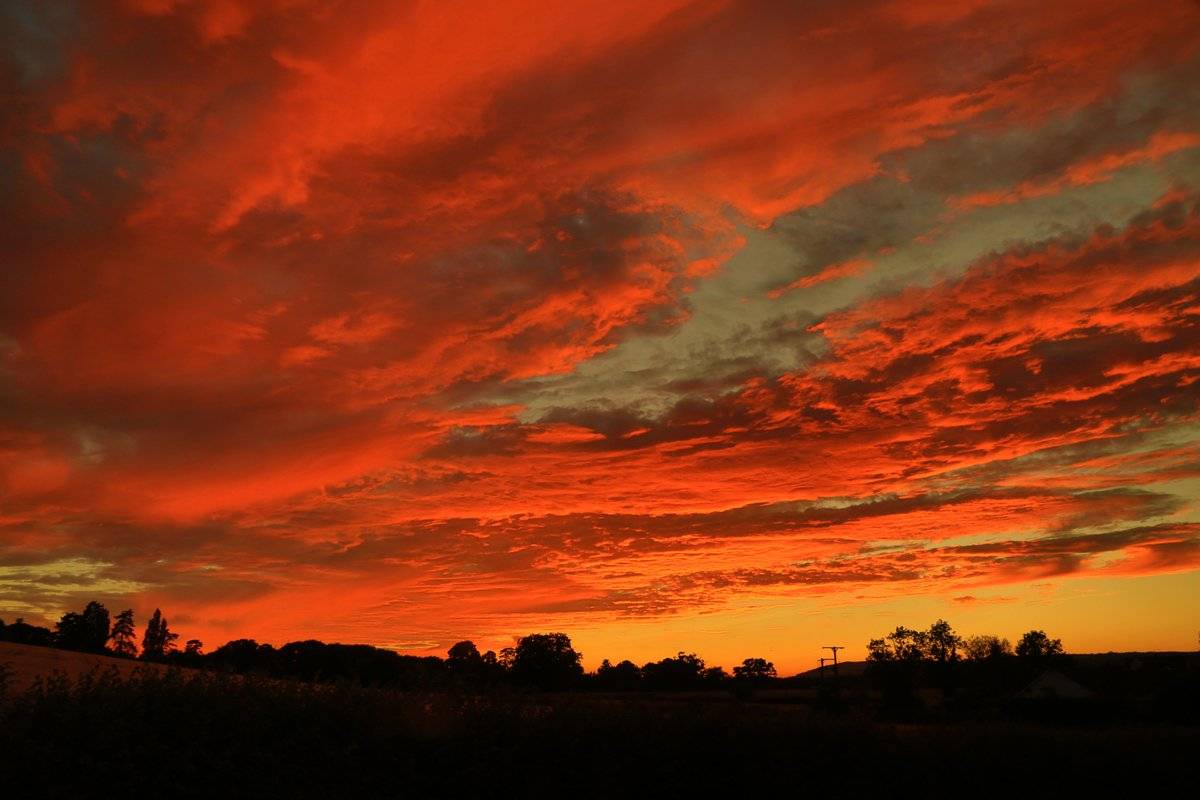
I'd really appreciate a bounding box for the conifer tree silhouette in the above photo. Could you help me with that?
[141,609,179,661]
[109,608,137,657]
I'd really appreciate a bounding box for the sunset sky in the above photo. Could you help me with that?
[2,0,1199,673]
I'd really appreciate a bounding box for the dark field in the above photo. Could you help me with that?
[0,657,1194,798]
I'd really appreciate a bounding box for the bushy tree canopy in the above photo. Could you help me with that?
[55,602,110,653]
[510,633,583,689]
[963,635,1012,661]
[733,658,776,681]
[868,620,962,663]
[1016,630,1064,660]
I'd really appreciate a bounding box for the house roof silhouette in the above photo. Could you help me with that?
[1016,669,1095,700]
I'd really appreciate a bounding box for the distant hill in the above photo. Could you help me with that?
[0,641,172,694]
[1070,650,1198,663]
[791,660,868,679]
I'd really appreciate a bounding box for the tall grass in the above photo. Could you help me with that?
[0,666,1193,797]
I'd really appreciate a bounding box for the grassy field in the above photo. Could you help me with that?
[0,641,171,693]
[0,648,1194,798]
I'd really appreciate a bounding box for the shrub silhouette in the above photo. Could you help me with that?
[0,617,54,647]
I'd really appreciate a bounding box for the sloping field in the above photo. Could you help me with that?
[0,641,171,694]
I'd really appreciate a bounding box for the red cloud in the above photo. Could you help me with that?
[2,0,1199,662]
[952,131,1200,210]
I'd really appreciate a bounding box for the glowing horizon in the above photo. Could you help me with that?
[2,0,1199,674]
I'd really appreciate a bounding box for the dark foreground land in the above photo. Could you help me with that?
[1,658,1196,798]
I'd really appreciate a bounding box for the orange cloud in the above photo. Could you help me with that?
[767,258,873,298]
[952,130,1200,209]
[2,0,1200,666]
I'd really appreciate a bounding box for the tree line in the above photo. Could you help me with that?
[1,603,1065,693]
[867,620,1064,663]
[862,618,1069,717]
[0,604,783,690]
[0,602,196,662]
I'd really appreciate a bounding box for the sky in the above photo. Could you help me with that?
[1,0,1199,673]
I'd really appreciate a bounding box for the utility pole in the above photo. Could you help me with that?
[822,646,845,677]
[817,650,844,711]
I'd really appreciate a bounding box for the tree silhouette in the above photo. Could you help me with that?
[210,639,277,674]
[140,609,179,661]
[1015,630,1063,660]
[498,646,517,671]
[963,635,1011,660]
[447,640,482,666]
[867,627,929,662]
[184,639,204,655]
[596,659,642,690]
[109,609,137,657]
[510,633,583,689]
[927,619,961,663]
[866,621,958,717]
[160,617,180,656]
[0,617,54,646]
[54,612,86,650]
[54,601,110,653]
[732,658,775,697]
[447,640,492,683]
[81,601,111,652]
[140,609,161,659]
[926,619,962,695]
[733,657,776,681]
[641,652,708,690]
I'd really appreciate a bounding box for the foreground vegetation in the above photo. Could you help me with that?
[2,604,1197,796]
[0,664,1194,798]
[4,605,1198,721]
